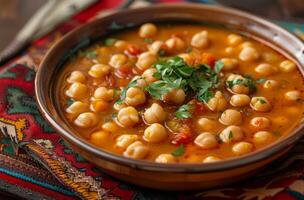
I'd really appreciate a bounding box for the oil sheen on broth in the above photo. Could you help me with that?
[59,23,304,164]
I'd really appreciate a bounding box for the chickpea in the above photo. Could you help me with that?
[123,141,149,159]
[239,46,259,62]
[93,87,114,101]
[109,54,127,68]
[162,89,185,105]
[165,37,185,52]
[131,76,148,89]
[139,23,157,38]
[144,103,166,124]
[113,102,126,111]
[219,109,242,125]
[230,94,250,107]
[284,90,301,101]
[263,80,279,90]
[226,74,249,94]
[250,117,271,130]
[66,101,89,114]
[117,106,139,127]
[253,131,274,144]
[206,91,228,112]
[239,42,254,49]
[101,121,119,133]
[225,47,236,55]
[67,71,86,83]
[227,34,243,46]
[178,53,194,65]
[155,154,177,163]
[142,68,159,83]
[148,41,164,54]
[114,40,128,50]
[143,123,167,143]
[116,134,139,149]
[90,100,109,112]
[250,97,271,112]
[255,63,276,76]
[74,112,98,128]
[221,58,238,71]
[90,131,110,146]
[279,60,296,72]
[232,142,253,156]
[125,87,146,106]
[136,52,157,71]
[194,132,218,149]
[197,118,216,131]
[219,125,244,143]
[88,64,111,78]
[65,82,88,100]
[203,156,222,163]
[191,31,209,49]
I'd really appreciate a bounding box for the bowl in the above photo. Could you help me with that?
[35,3,304,190]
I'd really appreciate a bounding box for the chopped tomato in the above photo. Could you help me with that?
[171,132,192,145]
[116,65,133,78]
[199,53,216,66]
[195,101,206,115]
[126,44,141,56]
[171,124,193,145]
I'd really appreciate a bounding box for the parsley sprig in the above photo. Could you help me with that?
[145,56,223,103]
[226,75,256,93]
[171,144,185,157]
[175,104,193,119]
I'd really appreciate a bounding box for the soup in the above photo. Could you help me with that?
[59,23,304,164]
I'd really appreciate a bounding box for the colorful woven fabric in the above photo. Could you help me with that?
[0,0,304,199]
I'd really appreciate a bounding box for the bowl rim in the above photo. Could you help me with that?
[35,3,304,173]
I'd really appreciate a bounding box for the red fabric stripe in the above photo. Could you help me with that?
[0,172,75,200]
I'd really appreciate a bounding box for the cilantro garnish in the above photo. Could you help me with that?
[226,76,256,93]
[67,99,75,106]
[258,98,267,104]
[104,38,117,46]
[228,131,233,140]
[175,104,192,119]
[116,78,142,104]
[80,50,98,59]
[143,38,154,43]
[171,144,185,157]
[145,56,223,103]
[256,78,267,84]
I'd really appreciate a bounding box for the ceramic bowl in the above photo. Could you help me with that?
[35,3,304,190]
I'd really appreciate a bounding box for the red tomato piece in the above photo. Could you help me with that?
[126,44,141,56]
[171,132,192,145]
[200,53,216,66]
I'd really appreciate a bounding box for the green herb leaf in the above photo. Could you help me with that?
[256,78,267,84]
[67,99,75,106]
[145,80,172,99]
[228,131,233,140]
[81,50,98,59]
[171,144,185,157]
[116,77,142,104]
[258,98,267,104]
[175,104,192,119]
[104,38,117,46]
[143,38,154,43]
[214,60,224,74]
[226,76,256,93]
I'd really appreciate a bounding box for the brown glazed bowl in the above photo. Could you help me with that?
[35,3,304,190]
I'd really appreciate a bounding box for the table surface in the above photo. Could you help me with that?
[0,0,304,52]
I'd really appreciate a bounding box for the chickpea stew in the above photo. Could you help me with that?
[59,23,304,164]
